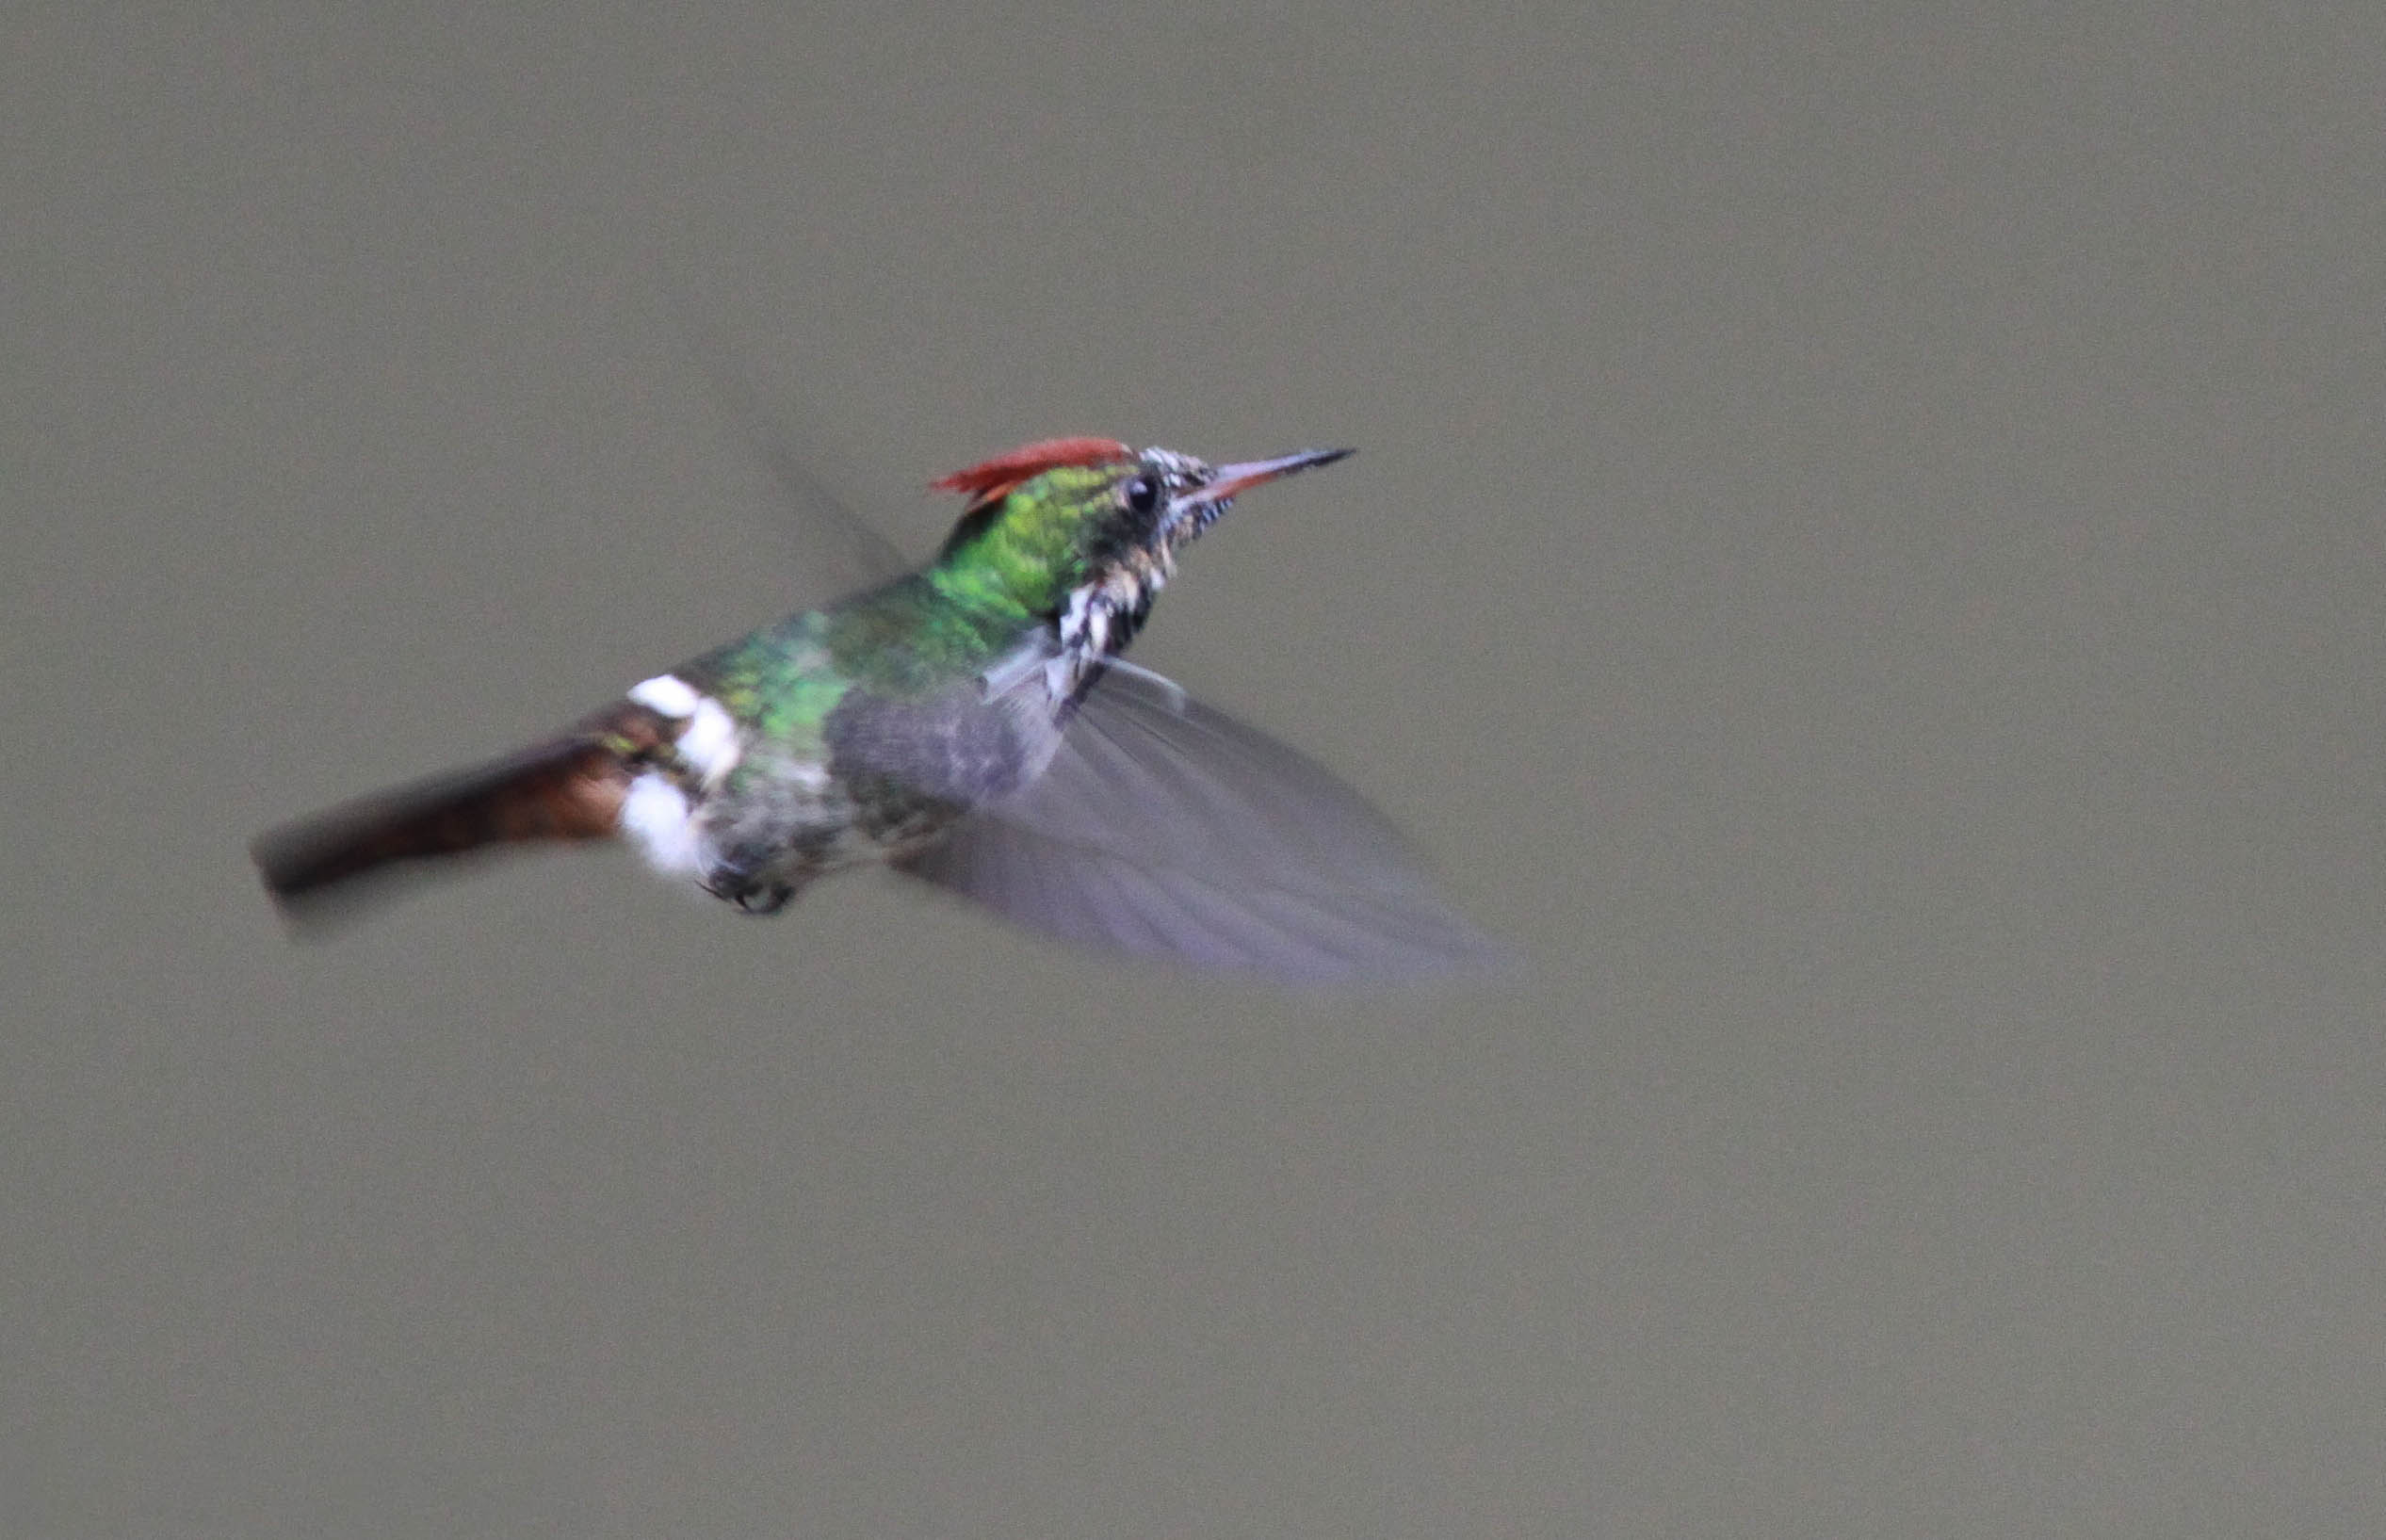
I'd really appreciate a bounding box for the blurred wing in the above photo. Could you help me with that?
[664,300,912,599]
[895,669,1503,984]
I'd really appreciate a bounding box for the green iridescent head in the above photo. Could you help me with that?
[930,436,1353,594]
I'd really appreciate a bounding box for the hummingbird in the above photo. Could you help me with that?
[252,435,1494,981]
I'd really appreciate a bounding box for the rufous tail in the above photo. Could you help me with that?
[252,703,671,923]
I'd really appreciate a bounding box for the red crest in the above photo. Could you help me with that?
[931,436,1134,506]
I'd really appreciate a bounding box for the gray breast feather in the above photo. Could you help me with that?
[820,684,1062,808]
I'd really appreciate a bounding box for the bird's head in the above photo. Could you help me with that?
[929,437,1352,630]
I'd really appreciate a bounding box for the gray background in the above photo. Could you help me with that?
[10,7,2385,1536]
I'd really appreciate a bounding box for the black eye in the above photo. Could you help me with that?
[1121,475,1161,516]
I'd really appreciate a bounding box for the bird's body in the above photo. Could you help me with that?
[254,437,1493,981]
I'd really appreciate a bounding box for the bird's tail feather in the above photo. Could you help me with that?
[251,707,666,926]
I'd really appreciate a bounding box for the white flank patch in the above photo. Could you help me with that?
[628,673,700,719]
[629,673,740,786]
[619,771,706,876]
[676,698,739,786]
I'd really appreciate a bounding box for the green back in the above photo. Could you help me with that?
[683,462,1122,751]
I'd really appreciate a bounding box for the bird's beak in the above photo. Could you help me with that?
[1168,446,1354,519]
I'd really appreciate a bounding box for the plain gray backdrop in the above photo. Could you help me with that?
[10,7,2385,1536]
